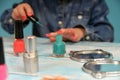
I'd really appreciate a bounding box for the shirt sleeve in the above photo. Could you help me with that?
[72,0,114,42]
[0,0,30,34]
[0,9,14,34]
[84,0,114,42]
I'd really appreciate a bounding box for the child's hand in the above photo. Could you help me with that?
[46,28,85,42]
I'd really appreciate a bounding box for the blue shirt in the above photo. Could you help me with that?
[0,0,114,42]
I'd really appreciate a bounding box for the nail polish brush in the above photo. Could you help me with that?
[27,15,44,27]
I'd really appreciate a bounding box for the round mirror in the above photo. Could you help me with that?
[69,49,113,62]
[82,60,120,79]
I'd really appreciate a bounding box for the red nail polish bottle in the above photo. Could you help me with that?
[0,37,7,80]
[13,20,25,56]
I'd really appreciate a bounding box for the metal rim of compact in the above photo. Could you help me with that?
[69,49,113,62]
[82,60,120,79]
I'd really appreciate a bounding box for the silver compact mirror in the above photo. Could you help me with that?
[82,60,120,79]
[69,49,113,62]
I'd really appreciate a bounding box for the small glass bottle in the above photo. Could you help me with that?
[13,20,25,56]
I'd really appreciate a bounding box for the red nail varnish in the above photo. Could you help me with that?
[45,33,51,37]
[57,29,63,34]
[0,37,7,80]
[22,16,27,21]
[73,34,78,40]
[13,20,25,56]
[28,12,33,16]
[14,39,25,54]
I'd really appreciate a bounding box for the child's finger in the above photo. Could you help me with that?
[46,32,58,37]
[49,37,56,42]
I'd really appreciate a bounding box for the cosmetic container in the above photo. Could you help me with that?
[23,36,39,73]
[13,20,25,56]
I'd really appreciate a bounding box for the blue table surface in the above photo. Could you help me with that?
[3,37,120,80]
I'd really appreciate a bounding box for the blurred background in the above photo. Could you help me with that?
[0,0,120,42]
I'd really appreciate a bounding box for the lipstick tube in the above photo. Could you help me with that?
[0,37,7,80]
[23,36,39,73]
[13,20,25,56]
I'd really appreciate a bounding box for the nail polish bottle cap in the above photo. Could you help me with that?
[26,36,36,54]
[14,20,24,39]
[0,37,5,65]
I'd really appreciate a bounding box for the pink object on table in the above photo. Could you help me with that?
[0,37,7,80]
[0,64,7,80]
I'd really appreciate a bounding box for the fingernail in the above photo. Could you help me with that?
[45,33,51,37]
[28,12,33,16]
[22,16,27,21]
[73,34,78,40]
[57,29,63,34]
